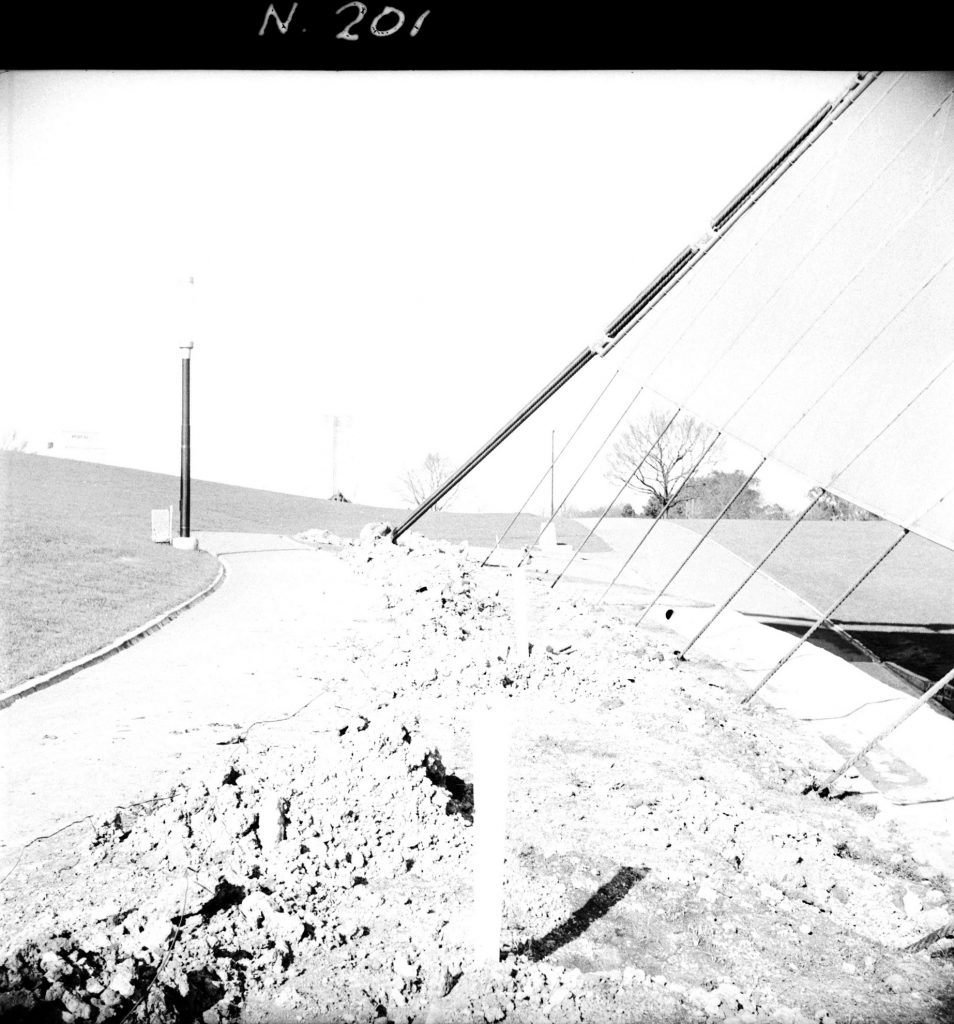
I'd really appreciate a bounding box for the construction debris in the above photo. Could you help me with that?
[1,534,952,1022]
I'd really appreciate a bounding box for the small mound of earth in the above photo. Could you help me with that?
[1,709,475,1023]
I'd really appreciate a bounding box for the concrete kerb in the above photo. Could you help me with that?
[0,550,228,712]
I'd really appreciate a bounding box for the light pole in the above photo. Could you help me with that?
[174,339,197,550]
[331,414,339,497]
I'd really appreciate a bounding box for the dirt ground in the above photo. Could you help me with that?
[1,527,953,1023]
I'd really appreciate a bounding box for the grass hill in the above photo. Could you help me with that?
[0,452,604,689]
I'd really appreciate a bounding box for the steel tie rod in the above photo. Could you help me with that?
[480,370,622,568]
[548,408,683,590]
[741,529,910,704]
[516,385,646,568]
[818,665,954,796]
[630,458,769,628]
[595,431,724,603]
[677,492,823,659]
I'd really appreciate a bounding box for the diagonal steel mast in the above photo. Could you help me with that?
[390,75,876,545]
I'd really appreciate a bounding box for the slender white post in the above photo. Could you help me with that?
[512,567,529,661]
[472,697,511,968]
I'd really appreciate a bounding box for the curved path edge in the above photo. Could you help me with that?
[0,554,228,712]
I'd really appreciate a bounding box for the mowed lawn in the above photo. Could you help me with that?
[679,518,954,691]
[0,453,605,690]
[173,475,607,554]
[680,519,954,627]
[0,454,220,690]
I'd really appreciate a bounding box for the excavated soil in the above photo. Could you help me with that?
[1,527,953,1024]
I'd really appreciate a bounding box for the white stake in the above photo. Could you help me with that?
[472,696,511,969]
[539,521,558,551]
[512,566,529,662]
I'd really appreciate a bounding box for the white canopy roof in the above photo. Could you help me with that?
[613,71,954,549]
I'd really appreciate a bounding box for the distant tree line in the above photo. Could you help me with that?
[568,469,789,520]
[565,410,884,522]
[641,468,790,520]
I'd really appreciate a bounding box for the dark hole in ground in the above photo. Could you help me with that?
[442,966,464,996]
[512,864,649,961]
[174,878,246,927]
[423,750,474,824]
[212,946,254,961]
[160,967,225,1020]
[0,995,63,1023]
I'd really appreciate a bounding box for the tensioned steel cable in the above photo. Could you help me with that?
[629,458,769,628]
[669,489,930,694]
[541,74,939,600]
[549,408,683,589]
[668,491,944,697]
[610,73,902,385]
[676,489,927,688]
[681,344,954,662]
[677,492,823,658]
[609,77,952,443]
[820,666,954,797]
[396,78,888,547]
[480,369,623,568]
[551,78,947,599]
[515,384,647,569]
[741,529,911,704]
[739,354,954,703]
[741,485,954,711]
[595,163,954,616]
[594,430,725,600]
[605,75,892,376]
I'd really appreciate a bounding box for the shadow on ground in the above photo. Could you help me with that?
[760,619,954,713]
[512,865,649,962]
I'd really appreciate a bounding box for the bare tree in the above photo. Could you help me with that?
[605,410,722,517]
[0,430,30,452]
[398,452,458,511]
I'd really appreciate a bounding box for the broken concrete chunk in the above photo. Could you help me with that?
[359,522,393,544]
[108,969,136,999]
[266,909,306,944]
[61,990,94,1020]
[240,891,274,928]
[884,972,907,993]
[902,890,923,918]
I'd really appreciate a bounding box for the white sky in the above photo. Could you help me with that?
[1,70,847,514]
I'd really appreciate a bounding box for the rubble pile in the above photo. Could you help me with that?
[294,529,345,548]
[2,528,954,1022]
[0,710,477,1023]
[333,525,680,704]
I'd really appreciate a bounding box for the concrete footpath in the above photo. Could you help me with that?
[0,533,390,859]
